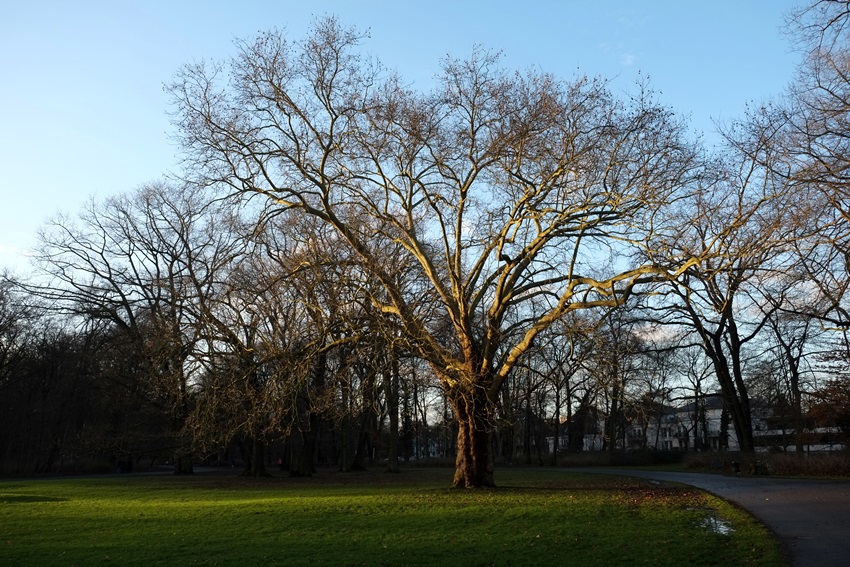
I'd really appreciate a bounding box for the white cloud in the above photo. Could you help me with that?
[599,42,639,67]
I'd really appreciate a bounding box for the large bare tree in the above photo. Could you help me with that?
[169,19,701,486]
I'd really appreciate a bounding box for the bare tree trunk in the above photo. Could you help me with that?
[294,353,325,476]
[551,386,560,466]
[499,383,516,464]
[791,377,805,455]
[173,421,193,475]
[294,419,318,477]
[350,428,371,471]
[451,390,495,488]
[385,356,400,473]
[524,392,533,465]
[351,365,378,471]
[775,332,807,455]
[606,381,622,459]
[338,377,352,472]
[242,437,269,477]
[174,453,194,475]
[709,333,755,454]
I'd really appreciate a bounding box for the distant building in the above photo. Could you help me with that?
[547,394,846,453]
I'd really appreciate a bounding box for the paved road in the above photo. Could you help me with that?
[569,469,850,567]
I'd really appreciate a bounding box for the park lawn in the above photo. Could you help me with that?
[0,467,785,566]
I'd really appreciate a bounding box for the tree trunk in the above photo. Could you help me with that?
[606,381,622,458]
[791,378,805,455]
[551,387,560,466]
[451,390,495,488]
[714,361,755,453]
[294,353,324,477]
[294,417,318,477]
[703,327,755,454]
[401,378,414,461]
[350,428,371,471]
[780,340,806,455]
[172,418,193,475]
[351,378,378,471]
[499,384,515,464]
[385,357,400,473]
[338,378,351,472]
[242,437,269,477]
[174,453,193,474]
[524,393,533,465]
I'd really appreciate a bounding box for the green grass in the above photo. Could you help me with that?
[0,467,786,566]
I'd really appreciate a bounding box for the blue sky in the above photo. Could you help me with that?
[1,1,803,273]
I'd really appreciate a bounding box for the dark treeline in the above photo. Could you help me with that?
[2,2,850,484]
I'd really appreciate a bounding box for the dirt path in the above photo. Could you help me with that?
[569,468,850,567]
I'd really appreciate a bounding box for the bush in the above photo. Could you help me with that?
[556,451,614,467]
[558,450,685,467]
[759,451,850,477]
[684,452,737,473]
[685,450,850,477]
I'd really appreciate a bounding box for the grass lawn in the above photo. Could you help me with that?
[0,467,786,566]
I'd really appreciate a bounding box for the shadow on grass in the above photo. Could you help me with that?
[0,493,68,504]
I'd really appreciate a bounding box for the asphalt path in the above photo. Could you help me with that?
[567,468,850,567]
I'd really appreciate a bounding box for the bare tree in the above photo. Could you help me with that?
[781,0,850,329]
[581,309,645,456]
[0,277,30,395]
[169,19,702,486]
[652,225,768,453]
[533,314,595,464]
[31,182,240,473]
[683,1,850,455]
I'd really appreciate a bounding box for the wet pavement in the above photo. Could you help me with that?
[568,468,850,567]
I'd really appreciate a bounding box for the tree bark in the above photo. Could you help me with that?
[173,421,194,474]
[551,386,560,466]
[351,368,378,471]
[350,428,372,471]
[451,390,495,488]
[709,330,755,454]
[791,377,805,455]
[385,357,400,473]
[605,380,622,459]
[242,437,269,477]
[174,453,193,475]
[294,416,318,477]
[524,392,533,465]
